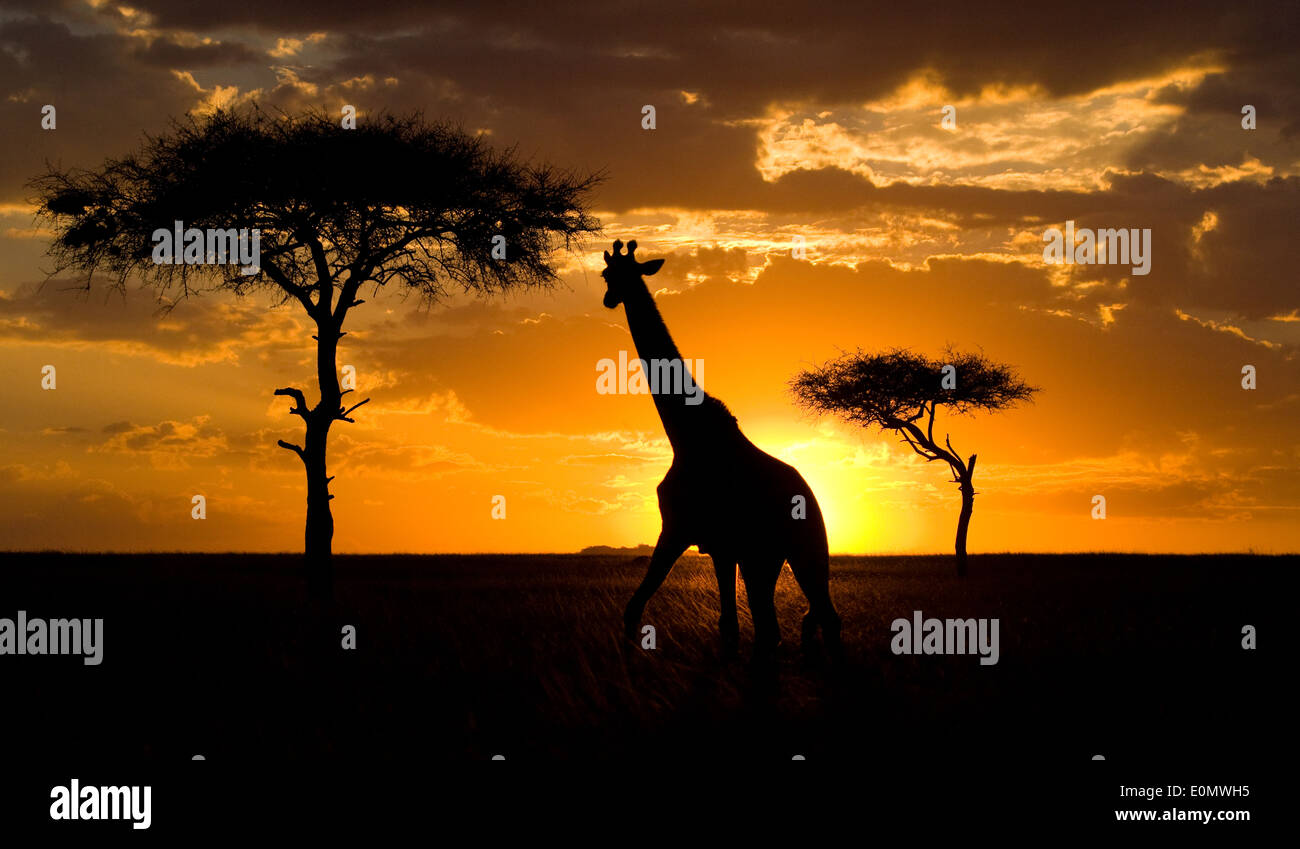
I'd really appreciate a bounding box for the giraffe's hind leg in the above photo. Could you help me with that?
[789,549,842,656]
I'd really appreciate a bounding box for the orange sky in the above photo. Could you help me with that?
[1,2,1297,554]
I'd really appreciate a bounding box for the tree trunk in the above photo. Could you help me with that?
[303,321,341,598]
[303,413,334,597]
[954,454,977,577]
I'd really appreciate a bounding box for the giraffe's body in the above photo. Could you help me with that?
[602,240,841,655]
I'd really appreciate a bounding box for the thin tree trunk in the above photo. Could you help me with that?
[304,321,340,598]
[303,415,334,596]
[954,454,977,577]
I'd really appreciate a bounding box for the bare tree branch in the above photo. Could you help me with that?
[899,429,942,461]
[274,387,309,418]
[944,434,967,478]
[260,258,316,314]
[337,397,371,423]
[276,439,306,461]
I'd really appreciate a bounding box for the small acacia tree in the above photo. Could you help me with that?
[30,106,600,592]
[791,347,1038,576]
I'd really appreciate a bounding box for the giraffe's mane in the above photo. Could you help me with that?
[698,393,741,431]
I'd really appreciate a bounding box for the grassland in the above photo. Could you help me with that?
[0,552,1285,769]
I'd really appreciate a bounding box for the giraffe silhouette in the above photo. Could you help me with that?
[602,239,842,656]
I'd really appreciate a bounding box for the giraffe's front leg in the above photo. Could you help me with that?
[622,598,643,642]
[624,530,687,642]
[712,555,739,655]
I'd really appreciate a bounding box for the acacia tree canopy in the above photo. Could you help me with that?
[790,346,1038,432]
[29,106,603,315]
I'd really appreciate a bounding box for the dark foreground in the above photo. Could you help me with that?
[0,552,1289,829]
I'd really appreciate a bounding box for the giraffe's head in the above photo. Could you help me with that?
[601,239,664,309]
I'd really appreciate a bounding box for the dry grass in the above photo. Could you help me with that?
[0,551,1285,767]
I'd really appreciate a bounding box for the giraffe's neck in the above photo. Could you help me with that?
[621,280,693,452]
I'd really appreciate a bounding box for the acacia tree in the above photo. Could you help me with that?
[30,107,600,591]
[791,347,1038,576]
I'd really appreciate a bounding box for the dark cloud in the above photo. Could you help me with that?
[109,1,1297,106]
[653,245,750,287]
[0,16,204,205]
[130,37,262,68]
[0,279,308,365]
[0,0,1296,398]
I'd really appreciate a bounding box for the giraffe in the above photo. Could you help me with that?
[602,239,842,656]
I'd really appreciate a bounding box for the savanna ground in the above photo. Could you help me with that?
[0,551,1284,780]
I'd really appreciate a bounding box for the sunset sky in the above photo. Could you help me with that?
[1,1,1297,554]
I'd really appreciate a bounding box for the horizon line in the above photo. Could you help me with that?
[1,549,1294,557]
